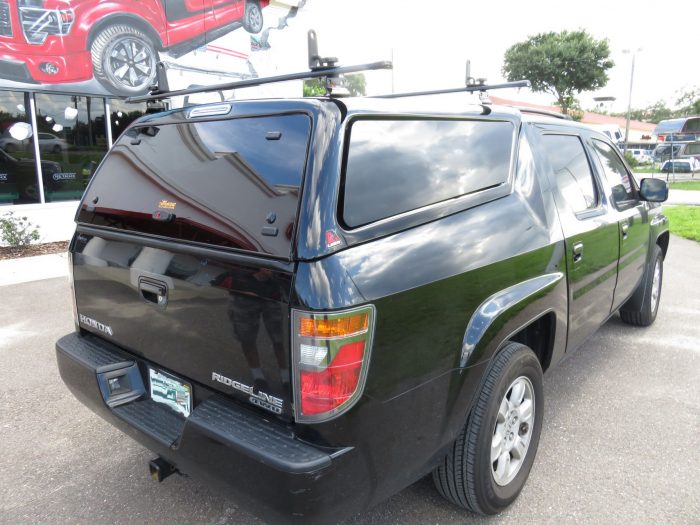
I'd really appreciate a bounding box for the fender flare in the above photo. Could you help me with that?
[460,272,564,368]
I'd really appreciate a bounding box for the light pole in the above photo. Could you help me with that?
[622,48,642,156]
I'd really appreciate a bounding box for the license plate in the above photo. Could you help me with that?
[149,368,192,418]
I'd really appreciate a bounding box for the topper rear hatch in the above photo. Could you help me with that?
[70,109,312,418]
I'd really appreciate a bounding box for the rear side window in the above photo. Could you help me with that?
[542,134,598,213]
[78,114,310,258]
[341,119,514,228]
[590,139,637,202]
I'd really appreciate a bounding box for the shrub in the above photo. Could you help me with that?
[623,151,639,168]
[0,212,40,247]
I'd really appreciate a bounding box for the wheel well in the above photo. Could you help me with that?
[87,15,163,52]
[657,231,669,258]
[508,312,555,372]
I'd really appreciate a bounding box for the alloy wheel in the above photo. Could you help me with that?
[491,376,535,486]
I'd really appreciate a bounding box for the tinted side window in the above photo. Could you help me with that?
[591,139,637,203]
[542,134,597,213]
[342,119,514,228]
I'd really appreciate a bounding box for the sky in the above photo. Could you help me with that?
[275,0,699,113]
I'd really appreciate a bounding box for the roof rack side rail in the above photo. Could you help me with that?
[373,80,531,99]
[511,107,572,120]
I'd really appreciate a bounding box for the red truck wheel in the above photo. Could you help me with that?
[242,1,264,34]
[91,25,158,96]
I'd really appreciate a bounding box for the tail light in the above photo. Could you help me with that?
[291,305,375,422]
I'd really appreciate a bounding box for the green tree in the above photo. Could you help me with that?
[502,30,614,115]
[303,73,366,97]
[675,88,700,116]
[303,78,325,97]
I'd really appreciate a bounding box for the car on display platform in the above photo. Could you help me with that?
[55,68,670,523]
[0,0,269,96]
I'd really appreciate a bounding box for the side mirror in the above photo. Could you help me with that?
[639,178,668,202]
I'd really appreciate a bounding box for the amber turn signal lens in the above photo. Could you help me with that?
[299,314,369,338]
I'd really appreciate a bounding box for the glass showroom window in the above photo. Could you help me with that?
[0,91,39,205]
[34,93,107,202]
[109,98,147,141]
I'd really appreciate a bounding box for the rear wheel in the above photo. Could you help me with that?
[433,342,543,515]
[620,245,663,327]
[91,25,158,96]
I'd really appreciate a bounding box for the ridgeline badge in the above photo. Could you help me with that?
[158,200,177,210]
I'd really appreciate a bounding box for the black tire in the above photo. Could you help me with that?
[242,1,263,33]
[620,244,663,326]
[52,144,61,154]
[433,342,544,515]
[91,24,158,96]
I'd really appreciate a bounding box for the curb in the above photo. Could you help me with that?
[0,252,69,287]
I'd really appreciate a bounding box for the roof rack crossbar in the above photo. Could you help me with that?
[373,80,530,99]
[126,60,393,103]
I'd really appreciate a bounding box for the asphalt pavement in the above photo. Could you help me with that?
[1,236,699,524]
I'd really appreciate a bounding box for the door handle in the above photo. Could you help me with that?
[572,242,584,263]
[621,222,629,240]
[138,278,168,307]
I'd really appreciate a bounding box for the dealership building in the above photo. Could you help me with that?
[0,89,147,242]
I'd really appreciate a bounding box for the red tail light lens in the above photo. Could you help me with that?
[292,306,375,422]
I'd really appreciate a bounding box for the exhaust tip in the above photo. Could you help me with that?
[149,457,177,482]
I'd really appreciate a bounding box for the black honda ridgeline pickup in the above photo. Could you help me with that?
[56,97,669,523]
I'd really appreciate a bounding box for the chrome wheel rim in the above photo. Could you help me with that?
[650,258,661,313]
[106,37,156,91]
[491,376,535,486]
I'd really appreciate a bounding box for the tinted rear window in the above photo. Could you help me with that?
[78,114,310,258]
[341,119,514,228]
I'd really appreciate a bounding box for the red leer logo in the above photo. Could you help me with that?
[326,230,341,248]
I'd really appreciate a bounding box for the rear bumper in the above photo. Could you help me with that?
[56,332,366,523]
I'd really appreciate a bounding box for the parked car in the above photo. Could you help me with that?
[38,133,69,153]
[0,147,61,201]
[0,135,30,152]
[653,143,684,162]
[629,148,653,164]
[56,96,670,524]
[0,0,269,95]
[661,158,700,173]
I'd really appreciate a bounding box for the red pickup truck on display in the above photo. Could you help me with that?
[0,0,269,95]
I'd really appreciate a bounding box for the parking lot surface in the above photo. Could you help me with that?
[1,236,698,524]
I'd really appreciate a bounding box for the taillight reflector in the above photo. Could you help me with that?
[300,341,365,415]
